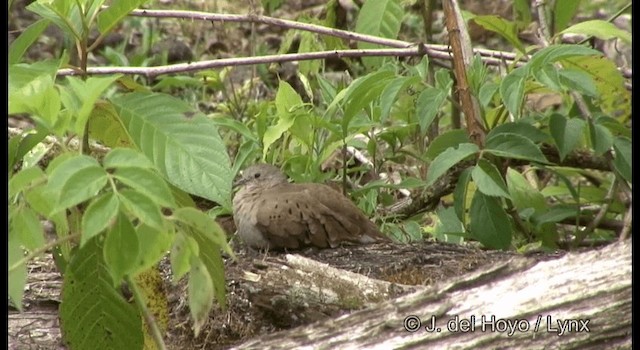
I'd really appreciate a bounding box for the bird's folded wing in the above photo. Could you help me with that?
[254,185,378,248]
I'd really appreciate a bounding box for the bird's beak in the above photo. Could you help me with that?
[232,175,247,188]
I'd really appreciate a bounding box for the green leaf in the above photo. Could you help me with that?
[9,166,45,198]
[453,167,473,224]
[528,45,601,71]
[557,69,597,97]
[471,159,510,198]
[170,233,198,282]
[549,113,585,161]
[563,56,630,120]
[9,19,50,64]
[96,0,146,34]
[513,0,531,23]
[472,15,526,54]
[589,122,613,155]
[416,85,448,133]
[355,0,403,69]
[500,66,528,118]
[103,148,155,169]
[59,237,143,350]
[10,205,45,252]
[506,168,547,213]
[112,92,233,209]
[485,133,549,163]
[535,204,579,226]
[433,207,465,244]
[47,155,100,189]
[103,212,139,284]
[553,0,581,33]
[533,64,562,91]
[425,129,470,160]
[262,80,303,159]
[469,192,512,250]
[61,75,122,135]
[173,208,230,253]
[340,70,396,132]
[88,101,133,148]
[81,192,119,246]
[380,76,420,122]
[275,79,304,114]
[561,19,630,44]
[118,189,164,231]
[612,137,631,183]
[188,255,215,336]
[114,167,175,208]
[426,143,479,187]
[189,230,227,309]
[26,2,83,39]
[210,115,258,143]
[9,62,61,129]
[486,122,549,143]
[8,238,27,312]
[133,224,173,274]
[55,166,109,212]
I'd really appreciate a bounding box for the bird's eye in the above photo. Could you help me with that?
[254,172,261,179]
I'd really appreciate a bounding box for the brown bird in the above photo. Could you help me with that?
[232,164,390,250]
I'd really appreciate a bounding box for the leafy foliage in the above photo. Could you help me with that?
[8,0,631,348]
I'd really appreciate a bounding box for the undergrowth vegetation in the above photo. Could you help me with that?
[8,0,631,348]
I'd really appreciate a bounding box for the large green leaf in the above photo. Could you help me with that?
[426,143,479,187]
[486,122,549,143]
[133,224,173,275]
[81,192,120,246]
[380,76,421,122]
[469,192,512,250]
[471,159,510,198]
[549,113,585,161]
[433,207,465,244]
[9,166,45,198]
[103,212,139,285]
[563,56,630,120]
[9,62,61,130]
[188,255,214,336]
[10,205,45,252]
[612,137,631,183]
[500,66,528,118]
[117,189,164,231]
[97,0,146,35]
[416,84,449,133]
[56,166,109,212]
[425,129,470,161]
[111,92,233,209]
[263,81,303,159]
[553,0,581,33]
[113,167,175,208]
[103,148,155,169]
[340,70,396,133]
[9,238,27,312]
[485,133,549,163]
[59,237,143,350]
[9,19,50,64]
[472,15,526,54]
[560,20,631,44]
[355,0,403,69]
[60,75,122,135]
[88,101,133,149]
[528,44,601,71]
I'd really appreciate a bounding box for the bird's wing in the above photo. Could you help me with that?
[254,184,386,248]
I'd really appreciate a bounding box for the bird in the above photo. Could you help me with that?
[232,164,390,250]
